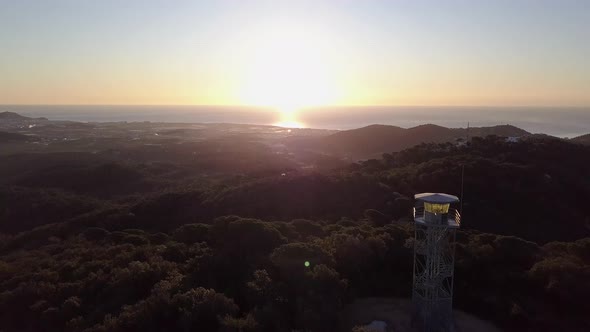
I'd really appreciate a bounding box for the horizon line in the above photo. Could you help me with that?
[1,104,589,109]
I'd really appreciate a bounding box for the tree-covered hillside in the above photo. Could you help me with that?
[1,125,589,331]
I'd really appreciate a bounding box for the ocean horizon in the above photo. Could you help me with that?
[2,105,589,138]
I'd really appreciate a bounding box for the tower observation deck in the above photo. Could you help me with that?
[412,193,461,332]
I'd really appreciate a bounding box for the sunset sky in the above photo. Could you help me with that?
[1,0,589,110]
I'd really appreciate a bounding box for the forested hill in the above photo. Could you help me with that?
[572,133,590,145]
[1,133,588,243]
[1,123,589,331]
[286,123,530,158]
[354,135,590,243]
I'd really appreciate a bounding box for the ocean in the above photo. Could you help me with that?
[2,105,589,138]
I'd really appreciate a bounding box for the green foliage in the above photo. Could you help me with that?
[364,209,389,226]
[221,312,258,331]
[271,242,335,277]
[211,218,287,256]
[357,138,590,243]
[290,219,325,239]
[0,216,588,331]
[82,227,110,242]
[172,223,210,244]
[122,234,150,246]
[147,232,170,245]
[171,288,238,331]
[0,186,102,233]
[2,131,590,331]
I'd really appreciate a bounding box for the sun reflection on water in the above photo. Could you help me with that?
[274,120,305,128]
[274,108,305,128]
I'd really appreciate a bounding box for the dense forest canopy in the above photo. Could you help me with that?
[1,116,589,331]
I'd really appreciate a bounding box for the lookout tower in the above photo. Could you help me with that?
[412,193,461,332]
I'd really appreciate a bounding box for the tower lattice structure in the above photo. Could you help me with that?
[412,193,461,332]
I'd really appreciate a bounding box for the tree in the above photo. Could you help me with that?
[364,209,390,226]
[172,288,239,332]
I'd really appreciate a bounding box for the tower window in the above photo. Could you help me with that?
[424,203,450,214]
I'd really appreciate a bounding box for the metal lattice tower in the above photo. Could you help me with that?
[412,193,461,332]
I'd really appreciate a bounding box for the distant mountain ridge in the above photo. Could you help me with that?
[287,123,530,158]
[0,111,533,158]
[0,111,48,121]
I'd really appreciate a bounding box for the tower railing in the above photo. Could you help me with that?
[413,207,461,227]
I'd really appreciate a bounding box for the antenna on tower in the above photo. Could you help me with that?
[460,165,465,215]
[460,122,469,215]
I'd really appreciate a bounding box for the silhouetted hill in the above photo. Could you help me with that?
[572,133,590,145]
[288,124,530,158]
[313,124,406,156]
[463,124,529,137]
[0,111,48,121]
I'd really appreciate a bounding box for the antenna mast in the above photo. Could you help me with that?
[460,122,469,215]
[460,165,465,215]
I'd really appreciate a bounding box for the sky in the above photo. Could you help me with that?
[0,0,589,109]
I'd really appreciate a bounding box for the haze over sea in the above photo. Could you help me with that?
[3,105,589,138]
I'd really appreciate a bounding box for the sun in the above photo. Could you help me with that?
[239,24,339,127]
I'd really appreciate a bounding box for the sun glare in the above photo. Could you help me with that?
[273,108,305,128]
[240,23,340,127]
